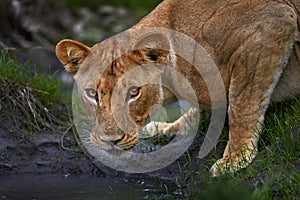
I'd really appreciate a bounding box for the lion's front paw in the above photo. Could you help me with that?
[209,158,240,177]
[142,121,179,137]
[210,149,257,177]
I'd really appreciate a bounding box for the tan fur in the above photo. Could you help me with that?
[56,0,300,176]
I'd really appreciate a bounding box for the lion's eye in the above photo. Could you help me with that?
[127,86,141,100]
[85,88,99,102]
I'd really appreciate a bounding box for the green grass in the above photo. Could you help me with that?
[0,51,62,106]
[147,97,300,199]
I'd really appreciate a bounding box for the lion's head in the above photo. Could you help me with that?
[56,34,177,150]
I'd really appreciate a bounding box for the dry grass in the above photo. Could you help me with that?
[0,51,68,133]
[0,78,66,133]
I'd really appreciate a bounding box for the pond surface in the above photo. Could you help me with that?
[0,174,144,200]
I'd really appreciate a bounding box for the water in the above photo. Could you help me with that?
[0,174,144,200]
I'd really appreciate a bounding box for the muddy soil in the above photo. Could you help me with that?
[0,112,207,179]
[0,124,103,176]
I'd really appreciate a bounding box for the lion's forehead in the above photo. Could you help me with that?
[81,52,150,95]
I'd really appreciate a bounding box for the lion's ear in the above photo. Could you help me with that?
[134,33,171,64]
[56,39,91,75]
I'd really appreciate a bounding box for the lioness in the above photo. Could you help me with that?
[56,0,300,176]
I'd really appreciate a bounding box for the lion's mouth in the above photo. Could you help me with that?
[90,132,139,150]
[112,133,139,150]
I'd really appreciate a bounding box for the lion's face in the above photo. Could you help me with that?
[83,79,162,150]
[56,36,170,150]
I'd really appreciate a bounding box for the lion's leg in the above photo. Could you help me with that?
[210,65,284,177]
[143,107,198,136]
[210,19,298,176]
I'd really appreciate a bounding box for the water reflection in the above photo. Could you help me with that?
[0,174,144,200]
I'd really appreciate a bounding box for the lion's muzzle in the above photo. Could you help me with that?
[90,131,139,150]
